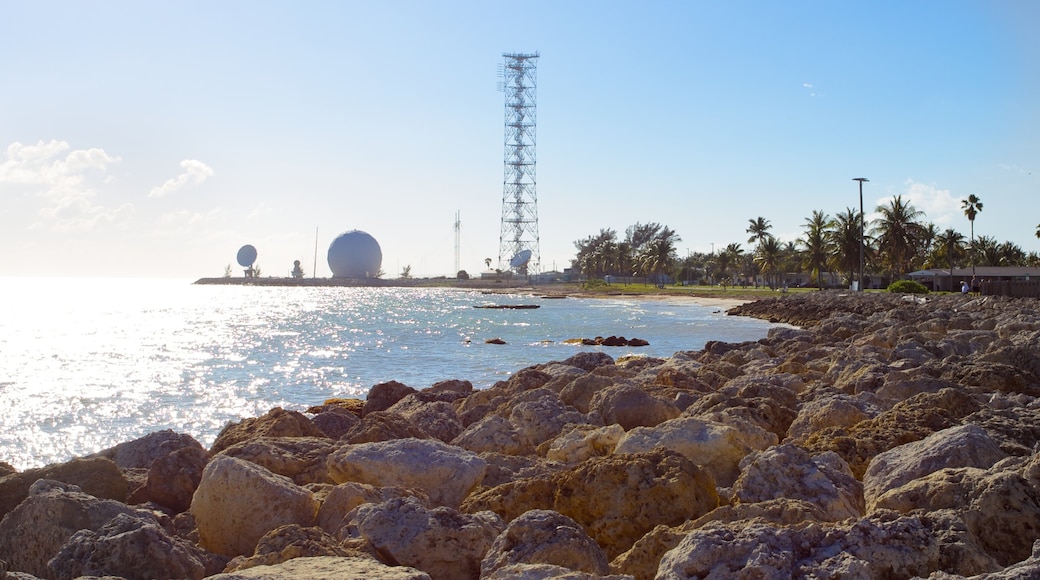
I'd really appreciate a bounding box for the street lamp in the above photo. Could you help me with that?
[853,178,869,291]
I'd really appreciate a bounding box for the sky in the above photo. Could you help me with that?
[2,1,1039,279]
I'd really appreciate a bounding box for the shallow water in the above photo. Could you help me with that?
[0,278,774,469]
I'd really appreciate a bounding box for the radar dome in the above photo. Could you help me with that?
[327,230,382,278]
[236,244,257,267]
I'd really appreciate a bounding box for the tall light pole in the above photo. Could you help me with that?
[853,178,869,291]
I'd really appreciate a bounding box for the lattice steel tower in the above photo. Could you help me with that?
[498,52,540,275]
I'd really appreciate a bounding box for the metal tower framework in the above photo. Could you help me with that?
[498,52,540,275]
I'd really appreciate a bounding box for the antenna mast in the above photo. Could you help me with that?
[497,52,540,276]
[454,210,461,276]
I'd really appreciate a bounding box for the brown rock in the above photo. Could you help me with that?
[588,384,680,430]
[90,429,204,469]
[210,407,327,455]
[218,436,341,486]
[146,444,210,512]
[462,448,719,560]
[342,411,431,444]
[0,456,128,518]
[480,509,609,577]
[363,380,418,416]
[224,524,362,573]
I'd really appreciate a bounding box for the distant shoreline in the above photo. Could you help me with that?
[193,277,754,310]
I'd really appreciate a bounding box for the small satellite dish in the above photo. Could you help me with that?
[237,244,258,267]
[509,249,533,268]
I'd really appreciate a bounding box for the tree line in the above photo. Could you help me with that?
[571,195,1040,289]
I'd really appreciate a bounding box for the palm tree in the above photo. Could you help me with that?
[799,210,832,289]
[872,195,926,281]
[829,207,867,288]
[754,236,782,289]
[636,237,678,286]
[974,235,1001,266]
[929,229,965,291]
[962,194,983,277]
[746,217,772,286]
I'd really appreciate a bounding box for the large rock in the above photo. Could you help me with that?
[480,509,609,578]
[657,511,939,579]
[614,416,765,486]
[462,448,718,560]
[732,443,864,521]
[90,429,204,469]
[863,424,1008,507]
[146,444,210,512]
[224,524,362,573]
[452,415,534,456]
[543,424,624,465]
[191,455,318,558]
[205,556,432,579]
[210,408,327,455]
[347,496,504,580]
[47,511,207,580]
[316,482,429,538]
[363,380,418,416]
[0,456,128,518]
[218,436,341,485]
[786,392,879,442]
[588,384,680,430]
[326,438,486,508]
[502,389,588,447]
[342,411,431,444]
[0,479,145,578]
[387,396,463,442]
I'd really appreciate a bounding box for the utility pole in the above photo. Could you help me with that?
[853,178,869,291]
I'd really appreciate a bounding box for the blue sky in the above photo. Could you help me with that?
[2,1,1038,278]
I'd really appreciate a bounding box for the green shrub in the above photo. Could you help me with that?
[887,279,929,294]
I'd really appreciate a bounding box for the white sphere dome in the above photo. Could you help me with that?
[327,230,382,278]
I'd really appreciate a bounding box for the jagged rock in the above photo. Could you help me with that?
[205,556,432,579]
[311,410,360,440]
[191,455,318,558]
[90,429,204,469]
[502,389,589,447]
[682,389,797,441]
[657,511,939,579]
[863,424,1008,508]
[224,524,362,573]
[145,444,209,512]
[462,449,718,560]
[558,374,616,414]
[387,396,463,442]
[316,482,429,538]
[307,398,365,417]
[47,511,207,580]
[480,510,609,577]
[455,368,554,427]
[346,496,504,580]
[478,453,567,489]
[0,479,145,578]
[543,424,624,465]
[452,415,534,456]
[614,416,765,486]
[342,411,431,444]
[0,456,128,518]
[483,563,633,579]
[363,380,418,416]
[560,351,615,372]
[426,378,475,396]
[732,443,864,521]
[326,438,486,508]
[210,408,327,455]
[218,436,340,486]
[786,391,879,442]
[588,384,680,430]
[802,388,982,478]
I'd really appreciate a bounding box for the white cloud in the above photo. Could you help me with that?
[148,159,214,198]
[0,140,128,231]
[882,179,962,228]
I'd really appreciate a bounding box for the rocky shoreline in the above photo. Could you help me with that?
[2,291,1040,579]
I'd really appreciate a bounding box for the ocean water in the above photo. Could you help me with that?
[0,278,774,470]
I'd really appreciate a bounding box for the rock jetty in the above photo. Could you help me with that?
[2,291,1040,579]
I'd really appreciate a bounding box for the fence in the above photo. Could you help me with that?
[982,280,1040,298]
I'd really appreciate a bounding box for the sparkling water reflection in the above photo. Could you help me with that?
[0,278,774,469]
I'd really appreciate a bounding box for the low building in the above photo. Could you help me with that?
[907,267,1040,295]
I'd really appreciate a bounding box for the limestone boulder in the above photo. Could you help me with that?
[732,443,864,521]
[558,374,616,414]
[588,384,680,430]
[316,482,429,538]
[311,410,360,440]
[205,556,432,579]
[682,390,797,440]
[363,380,418,416]
[614,416,764,486]
[145,444,209,512]
[191,455,319,558]
[210,408,327,455]
[478,453,567,489]
[504,389,588,447]
[863,424,1008,507]
[455,368,554,426]
[0,479,146,578]
[480,509,609,578]
[342,411,431,444]
[386,396,463,442]
[224,524,362,573]
[560,351,615,372]
[90,429,204,469]
[543,424,624,466]
[657,511,939,580]
[786,392,879,442]
[452,415,533,456]
[347,496,504,580]
[326,438,486,508]
[0,456,128,518]
[218,436,341,485]
[47,511,207,580]
[462,449,718,560]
